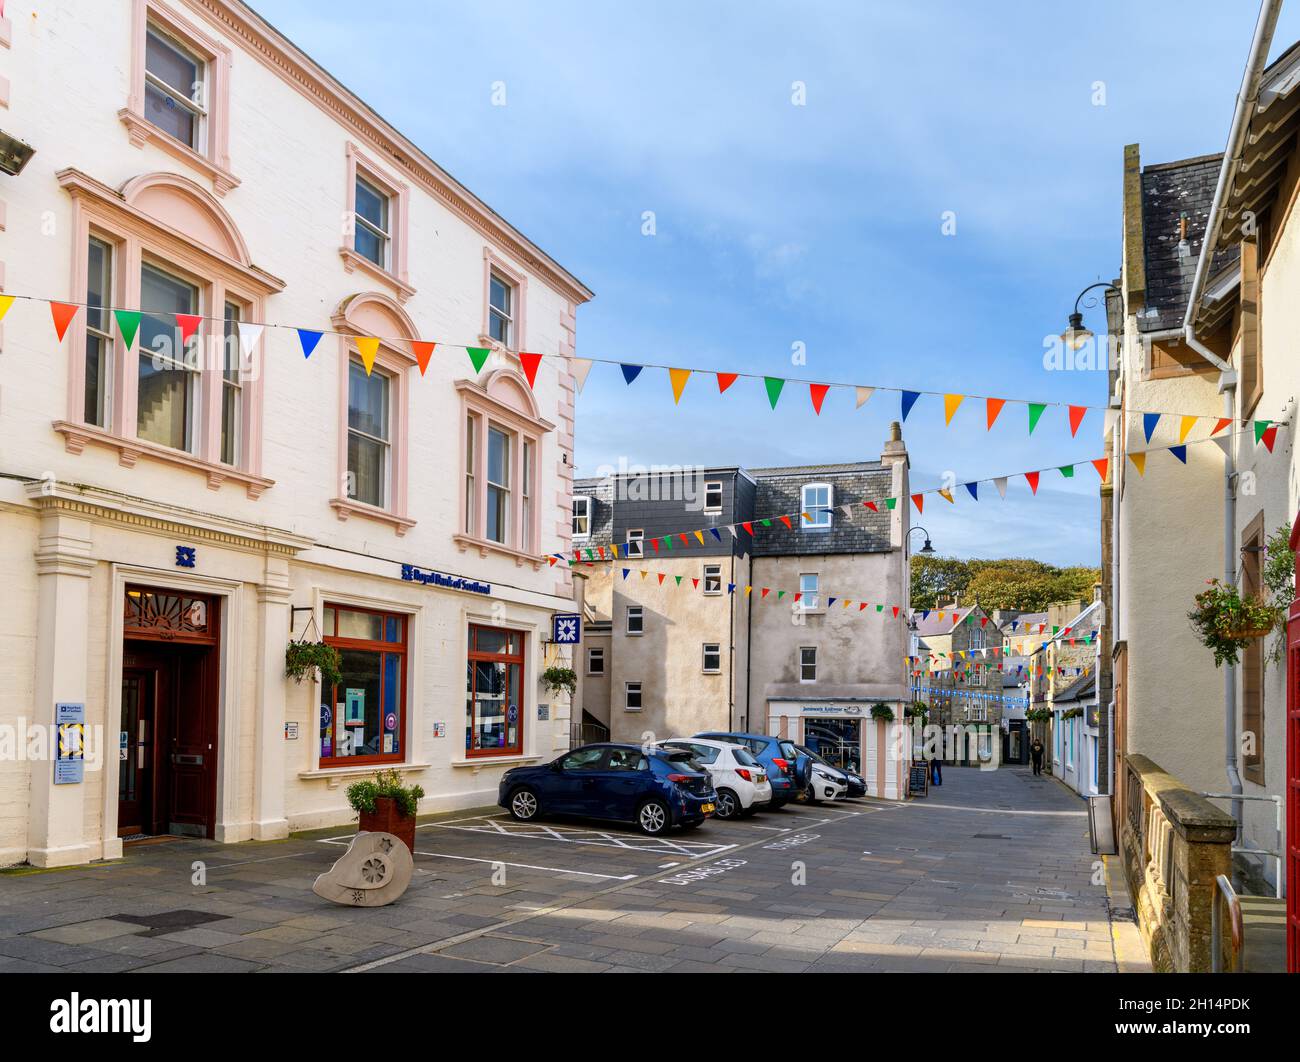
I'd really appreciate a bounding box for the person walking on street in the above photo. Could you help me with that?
[1030,738,1044,776]
[930,754,942,786]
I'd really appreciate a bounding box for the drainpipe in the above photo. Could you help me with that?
[1181,0,1282,839]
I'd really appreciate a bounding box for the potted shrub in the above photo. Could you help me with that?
[285,640,342,689]
[346,769,425,853]
[1188,578,1281,668]
[870,703,895,722]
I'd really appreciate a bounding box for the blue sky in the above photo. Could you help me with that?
[256,1,1300,566]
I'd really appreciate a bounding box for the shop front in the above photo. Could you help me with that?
[766,700,906,799]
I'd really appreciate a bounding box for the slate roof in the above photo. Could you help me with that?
[1139,152,1240,333]
[1054,672,1096,704]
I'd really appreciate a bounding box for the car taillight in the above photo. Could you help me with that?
[772,757,791,774]
[667,773,693,783]
[736,769,752,781]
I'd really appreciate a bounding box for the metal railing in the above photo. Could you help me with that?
[1201,792,1284,899]
[1211,873,1244,973]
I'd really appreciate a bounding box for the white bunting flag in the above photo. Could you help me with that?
[238,322,264,358]
[855,386,874,409]
[1102,408,1119,440]
[571,358,594,393]
[994,477,1008,499]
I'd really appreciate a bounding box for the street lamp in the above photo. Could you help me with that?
[1061,282,1120,352]
[907,525,935,556]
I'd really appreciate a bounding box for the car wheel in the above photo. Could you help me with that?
[804,785,822,806]
[507,787,539,821]
[636,798,669,835]
[714,788,740,820]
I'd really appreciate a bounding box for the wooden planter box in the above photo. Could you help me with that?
[358,796,415,853]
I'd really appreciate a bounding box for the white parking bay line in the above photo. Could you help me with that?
[431,817,736,858]
[412,849,638,881]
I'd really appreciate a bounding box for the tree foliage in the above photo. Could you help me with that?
[909,555,1100,611]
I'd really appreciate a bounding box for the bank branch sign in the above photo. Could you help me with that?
[400,564,491,595]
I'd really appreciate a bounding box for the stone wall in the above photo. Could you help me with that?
[1118,754,1236,972]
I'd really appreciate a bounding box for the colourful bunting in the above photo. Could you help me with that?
[113,310,142,349]
[1058,464,1074,478]
[764,376,785,409]
[1091,458,1109,480]
[297,329,324,359]
[986,397,1006,429]
[1027,403,1046,434]
[176,314,202,344]
[237,322,264,359]
[855,386,874,409]
[1254,420,1272,445]
[356,336,380,375]
[994,477,1008,499]
[0,294,13,322]
[1170,445,1187,464]
[412,341,436,376]
[1129,452,1146,476]
[1178,415,1196,444]
[1262,426,1278,452]
[570,358,594,392]
[669,368,691,404]
[717,372,738,393]
[1211,417,1231,436]
[1143,413,1160,443]
[621,364,643,385]
[911,494,924,513]
[965,482,978,501]
[1025,471,1040,494]
[1068,405,1086,437]
[810,383,829,414]
[50,302,79,342]
[466,346,491,373]
[519,351,542,388]
[943,394,964,425]
[901,390,920,421]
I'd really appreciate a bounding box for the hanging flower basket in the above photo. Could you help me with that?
[1188,579,1282,669]
[870,703,895,722]
[285,640,343,689]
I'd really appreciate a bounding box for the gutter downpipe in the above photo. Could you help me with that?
[1182,0,1283,840]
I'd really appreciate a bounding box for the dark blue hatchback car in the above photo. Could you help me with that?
[498,744,718,835]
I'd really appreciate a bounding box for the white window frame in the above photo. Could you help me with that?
[84,235,115,430]
[346,357,392,510]
[464,413,478,536]
[799,645,817,683]
[138,259,202,455]
[625,681,643,711]
[799,572,821,611]
[704,480,723,513]
[485,425,512,546]
[702,642,722,674]
[353,173,392,271]
[572,495,591,540]
[488,270,515,348]
[703,563,722,596]
[801,482,833,531]
[144,21,208,152]
[587,647,605,676]
[220,299,244,467]
[626,605,644,636]
[626,528,644,559]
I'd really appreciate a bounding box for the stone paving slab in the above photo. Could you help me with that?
[0,768,1125,973]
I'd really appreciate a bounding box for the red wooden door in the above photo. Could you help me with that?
[1286,516,1300,973]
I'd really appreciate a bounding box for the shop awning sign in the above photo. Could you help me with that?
[400,564,491,595]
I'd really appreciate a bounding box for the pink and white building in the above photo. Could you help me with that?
[0,0,592,866]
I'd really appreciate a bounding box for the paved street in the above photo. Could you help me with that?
[0,766,1129,973]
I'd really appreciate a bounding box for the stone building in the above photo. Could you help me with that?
[572,427,911,794]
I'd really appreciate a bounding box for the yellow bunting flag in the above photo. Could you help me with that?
[0,294,14,322]
[1178,415,1196,443]
[1128,452,1146,476]
[693,530,705,545]
[943,394,964,425]
[356,336,380,375]
[938,488,954,504]
[669,368,690,404]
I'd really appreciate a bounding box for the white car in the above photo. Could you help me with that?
[808,762,849,802]
[657,739,773,819]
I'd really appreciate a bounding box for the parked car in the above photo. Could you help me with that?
[794,743,853,802]
[498,743,717,835]
[790,743,863,795]
[695,732,804,807]
[655,738,772,819]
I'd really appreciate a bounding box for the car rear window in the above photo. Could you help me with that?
[779,741,800,759]
[732,748,760,767]
[660,750,704,771]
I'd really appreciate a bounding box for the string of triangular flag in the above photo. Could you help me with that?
[554,424,1276,572]
[1,290,1284,437]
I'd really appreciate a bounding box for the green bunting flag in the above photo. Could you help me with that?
[1028,403,1046,434]
[466,346,491,373]
[764,377,785,409]
[1254,420,1272,444]
[885,497,897,510]
[1059,464,1075,478]
[113,310,142,349]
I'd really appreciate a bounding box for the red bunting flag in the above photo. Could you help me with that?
[1025,471,1040,494]
[717,372,738,393]
[779,515,792,529]
[911,494,924,513]
[176,314,202,344]
[809,383,829,414]
[742,521,753,535]
[760,588,770,598]
[691,578,699,590]
[986,397,1006,429]
[1091,458,1109,480]
[678,533,689,546]
[863,500,878,512]
[657,573,666,585]
[50,302,79,341]
[518,351,542,388]
[859,602,868,611]
[892,606,900,618]
[1068,405,1086,436]
[1262,425,1278,452]
[411,341,435,376]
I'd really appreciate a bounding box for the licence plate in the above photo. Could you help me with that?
[701,803,715,814]
[755,773,766,783]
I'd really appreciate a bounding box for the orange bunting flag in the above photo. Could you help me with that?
[1068,405,1086,437]
[943,394,964,425]
[355,336,380,375]
[986,397,1006,429]
[911,494,924,513]
[519,351,542,389]
[669,368,691,404]
[1178,415,1196,443]
[1211,417,1232,436]
[717,372,738,393]
[1128,452,1146,476]
[1025,471,1040,494]
[50,302,79,342]
[1091,458,1109,481]
[411,341,435,376]
[779,515,792,529]
[810,383,830,414]
[938,488,954,504]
